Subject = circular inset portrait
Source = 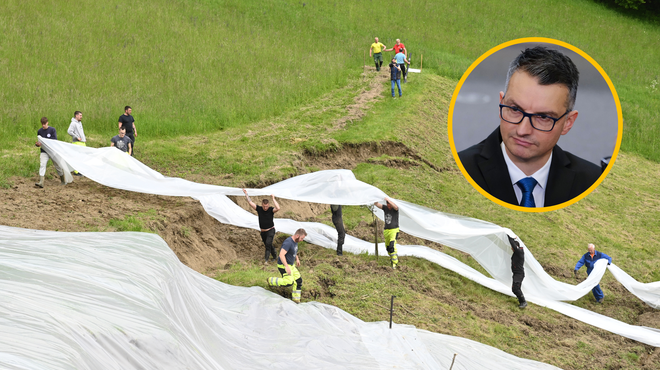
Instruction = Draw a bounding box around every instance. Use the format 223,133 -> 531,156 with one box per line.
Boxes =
449,38 -> 622,212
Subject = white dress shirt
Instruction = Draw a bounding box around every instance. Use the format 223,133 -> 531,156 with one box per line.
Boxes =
501,142 -> 552,207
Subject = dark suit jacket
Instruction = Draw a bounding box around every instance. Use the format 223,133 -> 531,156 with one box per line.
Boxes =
458,128 -> 602,207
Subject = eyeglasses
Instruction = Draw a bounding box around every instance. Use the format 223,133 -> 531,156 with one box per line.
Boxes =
499,104 -> 569,132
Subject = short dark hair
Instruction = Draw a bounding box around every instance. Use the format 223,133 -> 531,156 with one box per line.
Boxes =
124,106 -> 131,111
262,199 -> 269,205
119,126 -> 126,131
74,111 -> 82,117
504,46 -> 579,111
294,228 -> 307,237
40,117 -> 48,125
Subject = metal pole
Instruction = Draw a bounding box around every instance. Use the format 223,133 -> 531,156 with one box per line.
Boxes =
389,295 -> 396,329
373,210 -> 378,258
449,354 -> 457,370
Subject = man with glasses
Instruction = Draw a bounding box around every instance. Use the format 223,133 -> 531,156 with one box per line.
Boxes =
458,46 -> 601,207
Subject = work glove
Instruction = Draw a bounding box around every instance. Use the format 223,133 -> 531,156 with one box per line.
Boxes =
574,270 -> 579,279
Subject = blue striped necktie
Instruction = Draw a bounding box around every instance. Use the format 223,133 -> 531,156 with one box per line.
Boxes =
516,177 -> 538,207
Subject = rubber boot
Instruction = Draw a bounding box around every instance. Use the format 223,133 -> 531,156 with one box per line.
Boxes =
35,176 -> 44,188
292,290 -> 301,303
59,175 -> 66,186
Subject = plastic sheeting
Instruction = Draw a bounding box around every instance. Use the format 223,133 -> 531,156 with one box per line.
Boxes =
36,138 -> 660,347
0,226 -> 562,370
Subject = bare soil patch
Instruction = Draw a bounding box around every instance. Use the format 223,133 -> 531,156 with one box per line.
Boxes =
302,141 -> 441,172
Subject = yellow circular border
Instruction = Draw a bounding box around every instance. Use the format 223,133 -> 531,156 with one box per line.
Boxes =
448,37 -> 623,213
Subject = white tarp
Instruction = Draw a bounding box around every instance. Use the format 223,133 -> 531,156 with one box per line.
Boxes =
35,138 -> 660,346
0,226 -> 561,370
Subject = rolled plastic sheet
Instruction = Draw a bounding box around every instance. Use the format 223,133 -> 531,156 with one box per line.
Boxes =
0,226 -> 561,369
37,138 -> 660,347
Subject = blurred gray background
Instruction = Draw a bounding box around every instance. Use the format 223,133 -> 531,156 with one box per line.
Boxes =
452,42 -> 619,166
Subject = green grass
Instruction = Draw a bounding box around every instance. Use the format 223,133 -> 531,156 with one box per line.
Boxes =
1,0 -> 659,166
3,1 -> 660,368
108,209 -> 163,233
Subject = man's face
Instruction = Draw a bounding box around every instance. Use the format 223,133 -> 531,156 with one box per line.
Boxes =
499,71 -> 577,166
75,113 -> 83,121
119,129 -> 125,138
396,39 -> 401,45
125,108 -> 132,115
375,37 -> 379,43
261,202 -> 270,210
295,234 -> 306,243
41,122 -> 48,129
588,244 -> 595,255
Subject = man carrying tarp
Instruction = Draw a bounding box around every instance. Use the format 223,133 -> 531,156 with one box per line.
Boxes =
243,189 -> 281,263
331,205 -> 345,256
374,197 -> 399,269
67,111 -> 86,176
508,235 -> 526,309
369,37 -> 386,72
267,228 -> 307,303
574,243 -> 612,303
35,117 -> 66,188
118,106 -> 138,156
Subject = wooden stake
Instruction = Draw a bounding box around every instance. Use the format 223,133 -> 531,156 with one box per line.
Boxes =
372,207 -> 379,258
420,54 -> 423,71
449,354 -> 457,370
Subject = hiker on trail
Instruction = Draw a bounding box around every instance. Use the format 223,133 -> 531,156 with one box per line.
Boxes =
267,228 -> 307,304
370,37 -> 386,71
243,189 -> 281,262
389,58 -> 402,98
331,205 -> 345,256
35,117 -> 65,188
118,106 -> 137,156
67,111 -> 86,176
387,39 -> 409,82
110,127 -> 133,155
374,197 -> 399,269
574,243 -> 612,303
508,235 -> 526,309
395,48 -> 410,83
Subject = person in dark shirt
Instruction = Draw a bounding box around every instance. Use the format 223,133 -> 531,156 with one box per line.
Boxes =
508,235 -> 526,309
243,189 -> 281,262
118,106 -> 137,156
574,243 -> 612,303
267,228 -> 307,303
389,58 -> 402,98
35,117 -> 65,187
110,127 -> 133,155
374,197 -> 400,269
331,205 -> 345,256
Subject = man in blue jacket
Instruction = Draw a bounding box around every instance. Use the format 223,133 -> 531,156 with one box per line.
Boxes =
574,243 -> 612,303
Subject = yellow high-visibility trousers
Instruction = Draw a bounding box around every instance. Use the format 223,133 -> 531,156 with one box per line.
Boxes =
268,264 -> 302,303
384,228 -> 399,268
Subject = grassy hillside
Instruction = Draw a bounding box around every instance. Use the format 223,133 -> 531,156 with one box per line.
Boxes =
199,71 -> 660,369
2,0 -> 660,368
0,0 -> 659,168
